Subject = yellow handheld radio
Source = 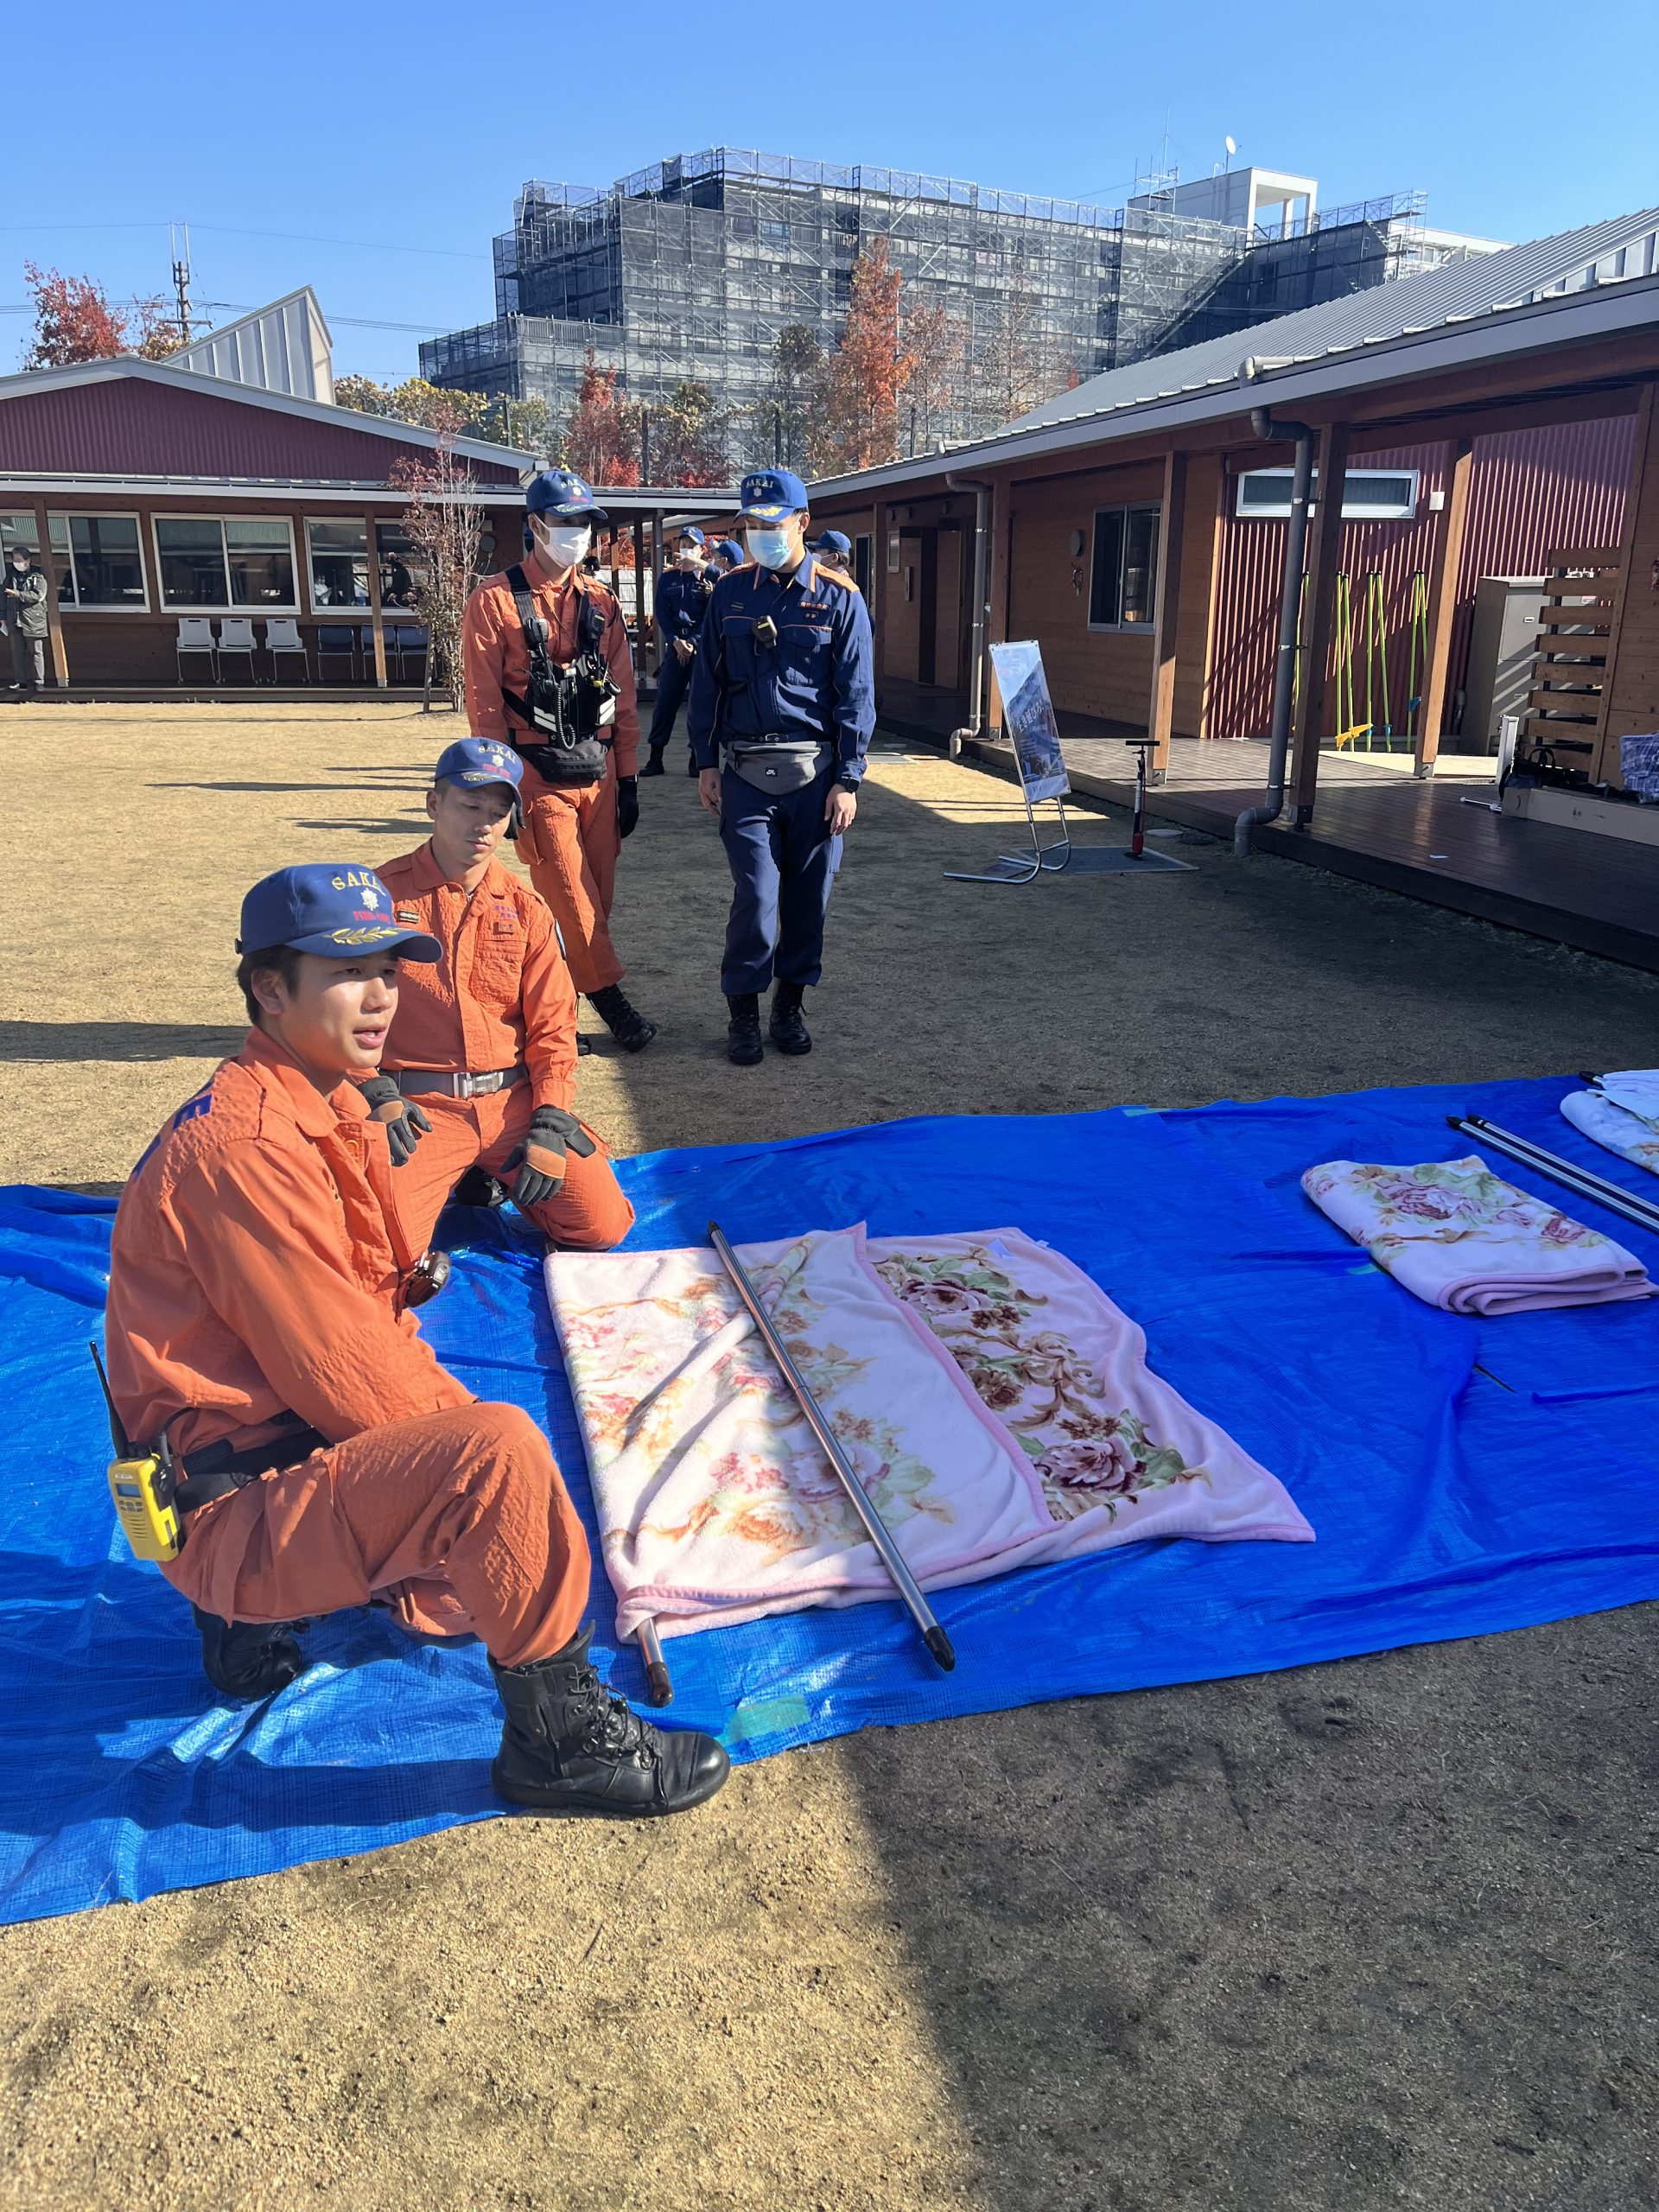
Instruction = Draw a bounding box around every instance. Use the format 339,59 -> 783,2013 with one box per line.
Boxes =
89,1341 -> 181,1564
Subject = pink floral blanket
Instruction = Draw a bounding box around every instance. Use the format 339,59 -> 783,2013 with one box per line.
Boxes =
544,1225 -> 1310,1643
1301,1155 -> 1654,1316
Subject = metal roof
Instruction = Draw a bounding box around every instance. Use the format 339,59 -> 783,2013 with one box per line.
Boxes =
1010,206 -> 1659,435
0,355 -> 539,474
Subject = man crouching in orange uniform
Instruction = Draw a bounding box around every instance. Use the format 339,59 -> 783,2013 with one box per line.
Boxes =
362,738 -> 633,1257
104,863 -> 727,1819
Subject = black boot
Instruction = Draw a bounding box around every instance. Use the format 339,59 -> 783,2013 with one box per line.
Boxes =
192,1603 -> 307,1700
639,747 -> 666,779
686,752 -> 701,775
726,992 -> 764,1066
490,1627 -> 729,1817
586,984 -> 656,1052
769,980 -> 812,1057
451,1164 -> 508,1210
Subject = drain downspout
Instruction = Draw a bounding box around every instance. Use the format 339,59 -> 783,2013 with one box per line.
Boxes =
946,473 -> 993,751
1233,403 -> 1316,856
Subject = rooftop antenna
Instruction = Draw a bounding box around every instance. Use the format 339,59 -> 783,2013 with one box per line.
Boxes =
169,221 -> 195,344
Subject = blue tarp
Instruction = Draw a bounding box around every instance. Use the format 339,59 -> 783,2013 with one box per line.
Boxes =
3,1074 -> 1656,1925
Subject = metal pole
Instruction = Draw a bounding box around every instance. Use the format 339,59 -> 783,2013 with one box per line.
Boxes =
707,1222 -> 956,1672
636,1616 -> 673,1707
1446,1116 -> 1659,1241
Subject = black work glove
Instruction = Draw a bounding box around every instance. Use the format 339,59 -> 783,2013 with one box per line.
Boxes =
359,1075 -> 431,1167
616,775 -> 640,840
504,1105 -> 598,1211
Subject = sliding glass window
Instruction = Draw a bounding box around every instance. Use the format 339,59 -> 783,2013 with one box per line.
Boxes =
154,517 -> 296,609
307,519 -> 369,610
48,514 -> 148,610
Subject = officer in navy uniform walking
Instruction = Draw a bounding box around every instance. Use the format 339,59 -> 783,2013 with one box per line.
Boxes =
639,525 -> 709,779
686,469 -> 874,1065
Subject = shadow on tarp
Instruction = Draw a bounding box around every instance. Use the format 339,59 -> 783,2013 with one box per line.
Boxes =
2,1073 -> 1658,1923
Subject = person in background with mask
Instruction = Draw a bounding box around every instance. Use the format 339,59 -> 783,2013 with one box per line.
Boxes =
461,470 -> 656,1054
705,538 -> 747,580
686,469 -> 874,1066
639,525 -> 708,779
3,542 -> 49,692
810,530 -> 854,580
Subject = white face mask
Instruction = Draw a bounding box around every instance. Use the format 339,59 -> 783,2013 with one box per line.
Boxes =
747,526 -> 795,570
534,521 -> 591,569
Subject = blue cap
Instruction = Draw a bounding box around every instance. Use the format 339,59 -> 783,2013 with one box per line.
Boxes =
738,468 -> 808,521
814,530 -> 852,556
674,525 -> 706,546
238,864 -> 442,963
524,468 -> 607,526
714,539 -> 746,567
434,737 -> 523,792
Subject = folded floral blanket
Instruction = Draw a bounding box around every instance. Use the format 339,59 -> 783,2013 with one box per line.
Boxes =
1301,1155 -> 1654,1316
1560,1071 -> 1659,1178
545,1225 -> 1310,1643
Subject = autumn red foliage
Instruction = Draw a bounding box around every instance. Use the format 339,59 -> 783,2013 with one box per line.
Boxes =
565,353 -> 641,486
821,240 -> 915,474
23,265 -> 130,367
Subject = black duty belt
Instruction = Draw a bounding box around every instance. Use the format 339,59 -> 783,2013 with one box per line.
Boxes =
175,1421 -> 331,1516
392,1065 -> 527,1100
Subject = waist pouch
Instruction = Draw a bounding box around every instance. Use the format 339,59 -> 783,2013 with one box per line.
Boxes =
725,739 -> 833,794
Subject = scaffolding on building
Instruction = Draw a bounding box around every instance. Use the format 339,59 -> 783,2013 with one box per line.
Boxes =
422,152 -> 1435,461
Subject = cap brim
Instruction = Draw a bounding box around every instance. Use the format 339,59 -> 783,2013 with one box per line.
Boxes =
739,503 -> 792,522
289,926 -> 444,963
547,504 -> 607,528
441,771 -> 521,791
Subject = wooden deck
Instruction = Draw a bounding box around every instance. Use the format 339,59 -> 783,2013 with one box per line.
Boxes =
934,731 -> 1659,975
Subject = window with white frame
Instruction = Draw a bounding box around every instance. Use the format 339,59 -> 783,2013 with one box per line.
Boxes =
307,518 -> 369,610
154,516 -> 296,609
48,513 -> 147,609
1235,467 -> 1421,520
373,519 -> 425,613
0,514 -> 39,561
1089,504 -> 1160,630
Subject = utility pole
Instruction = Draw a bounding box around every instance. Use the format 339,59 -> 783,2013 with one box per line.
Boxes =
169,222 -> 195,343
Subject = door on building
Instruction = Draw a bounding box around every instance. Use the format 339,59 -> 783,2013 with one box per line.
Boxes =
934,527 -> 964,691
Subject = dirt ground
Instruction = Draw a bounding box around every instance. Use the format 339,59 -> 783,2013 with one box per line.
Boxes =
2,700 -> 1656,2211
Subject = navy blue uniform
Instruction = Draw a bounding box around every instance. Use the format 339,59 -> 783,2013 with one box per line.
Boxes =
687,556 -> 875,996
646,566 -> 710,754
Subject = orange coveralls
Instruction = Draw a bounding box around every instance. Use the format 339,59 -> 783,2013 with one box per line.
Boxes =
105,1028 -> 590,1662
373,841 -> 635,1256
461,557 -> 639,996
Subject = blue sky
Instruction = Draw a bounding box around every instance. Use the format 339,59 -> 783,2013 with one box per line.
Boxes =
10,0 -> 1656,382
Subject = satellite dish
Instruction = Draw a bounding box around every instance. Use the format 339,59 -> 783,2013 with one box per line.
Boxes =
1224,136 -> 1237,156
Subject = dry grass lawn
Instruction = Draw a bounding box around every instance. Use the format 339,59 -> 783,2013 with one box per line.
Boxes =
1,700 -> 1656,2212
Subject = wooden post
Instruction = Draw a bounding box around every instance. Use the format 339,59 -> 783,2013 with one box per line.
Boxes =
1589,380 -> 1657,785
1146,448 -> 1187,777
871,500 -> 887,690
1289,420 -> 1351,822
365,515 -> 389,689
632,512 -> 646,681
1414,437 -> 1474,778
31,499 -> 68,688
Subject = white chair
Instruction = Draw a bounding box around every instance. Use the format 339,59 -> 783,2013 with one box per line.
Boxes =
264,618 -> 308,684
175,618 -> 218,684
216,618 -> 257,683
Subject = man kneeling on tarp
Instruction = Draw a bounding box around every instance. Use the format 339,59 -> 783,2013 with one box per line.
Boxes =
361,737 -> 633,1256
103,864 -> 728,1820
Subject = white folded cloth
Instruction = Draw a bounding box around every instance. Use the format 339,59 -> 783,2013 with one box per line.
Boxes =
1560,1070 -> 1659,1179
